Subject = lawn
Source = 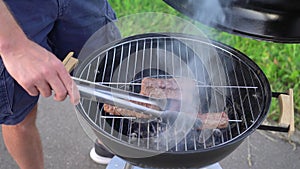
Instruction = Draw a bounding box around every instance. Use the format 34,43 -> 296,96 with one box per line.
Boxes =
108,0 -> 300,129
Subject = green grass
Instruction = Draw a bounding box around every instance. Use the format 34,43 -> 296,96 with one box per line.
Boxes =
109,0 -> 300,129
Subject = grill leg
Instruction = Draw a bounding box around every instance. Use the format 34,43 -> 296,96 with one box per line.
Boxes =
124,162 -> 134,169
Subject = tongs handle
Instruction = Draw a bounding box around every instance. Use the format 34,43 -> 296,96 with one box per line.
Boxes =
63,52 -> 79,73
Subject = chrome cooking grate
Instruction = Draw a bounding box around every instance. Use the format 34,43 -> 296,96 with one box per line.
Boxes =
75,34 -> 266,152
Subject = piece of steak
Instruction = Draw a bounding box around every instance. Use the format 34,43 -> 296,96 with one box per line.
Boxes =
197,112 -> 228,129
103,77 -> 229,129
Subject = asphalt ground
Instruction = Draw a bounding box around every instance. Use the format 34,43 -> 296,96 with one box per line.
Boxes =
1,97 -> 299,169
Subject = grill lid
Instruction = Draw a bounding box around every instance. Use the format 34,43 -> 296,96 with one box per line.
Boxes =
163,0 -> 300,43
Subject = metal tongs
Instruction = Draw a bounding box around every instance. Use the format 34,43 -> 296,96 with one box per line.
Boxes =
64,52 -> 197,124
72,77 -> 180,119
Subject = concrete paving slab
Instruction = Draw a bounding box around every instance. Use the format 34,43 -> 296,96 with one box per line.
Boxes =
0,97 -> 299,169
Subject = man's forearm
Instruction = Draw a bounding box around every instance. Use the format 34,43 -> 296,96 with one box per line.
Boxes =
0,0 -> 27,56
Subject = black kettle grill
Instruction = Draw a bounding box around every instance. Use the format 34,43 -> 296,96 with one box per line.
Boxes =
73,1 -> 296,169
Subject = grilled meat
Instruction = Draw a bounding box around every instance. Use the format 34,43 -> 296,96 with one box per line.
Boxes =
140,77 -> 196,99
103,104 -> 151,118
197,112 -> 228,129
103,77 -> 229,129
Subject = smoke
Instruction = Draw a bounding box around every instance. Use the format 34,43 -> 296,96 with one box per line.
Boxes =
75,12 -> 229,159
164,0 -> 229,27
191,0 -> 227,25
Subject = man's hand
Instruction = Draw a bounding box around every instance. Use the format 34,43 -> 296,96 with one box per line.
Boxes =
1,38 -> 80,105
0,0 -> 79,104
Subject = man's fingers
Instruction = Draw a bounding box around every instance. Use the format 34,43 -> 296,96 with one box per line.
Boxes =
26,86 -> 40,96
69,80 -> 80,105
57,66 -> 80,105
24,80 -> 51,97
63,79 -> 80,105
35,81 -> 52,97
48,76 -> 68,101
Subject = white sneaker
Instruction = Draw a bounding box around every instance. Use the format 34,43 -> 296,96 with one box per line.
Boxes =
89,147 -> 113,165
89,141 -> 114,165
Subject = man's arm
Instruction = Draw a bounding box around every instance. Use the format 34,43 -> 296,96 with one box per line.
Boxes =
0,1 -> 79,104
0,1 -> 25,52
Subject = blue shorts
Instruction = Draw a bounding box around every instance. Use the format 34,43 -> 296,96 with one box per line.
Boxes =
0,0 -> 117,125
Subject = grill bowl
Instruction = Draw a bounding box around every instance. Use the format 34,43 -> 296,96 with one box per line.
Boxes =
74,33 -> 271,168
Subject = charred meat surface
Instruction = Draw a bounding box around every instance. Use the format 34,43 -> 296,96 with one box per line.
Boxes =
103,77 -> 229,129
197,112 -> 228,129
140,77 -> 196,99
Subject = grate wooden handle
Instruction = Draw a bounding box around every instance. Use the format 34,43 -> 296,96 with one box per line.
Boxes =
278,89 -> 294,136
63,52 -> 78,73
